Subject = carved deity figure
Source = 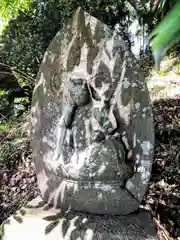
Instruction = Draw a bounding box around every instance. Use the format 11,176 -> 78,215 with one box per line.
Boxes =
54,75 -> 133,185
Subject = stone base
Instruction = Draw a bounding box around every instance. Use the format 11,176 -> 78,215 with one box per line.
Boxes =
2,196 -> 158,240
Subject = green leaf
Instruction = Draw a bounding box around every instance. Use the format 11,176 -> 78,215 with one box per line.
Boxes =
150,1 -> 180,68
0,0 -> 30,19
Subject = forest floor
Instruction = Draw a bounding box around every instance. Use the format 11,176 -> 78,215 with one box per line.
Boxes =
0,59 -> 180,240
144,74 -> 180,240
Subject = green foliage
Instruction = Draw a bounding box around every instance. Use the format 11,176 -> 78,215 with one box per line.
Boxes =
0,94 -> 10,111
127,0 -> 180,65
0,140 -> 22,170
150,1 -> 180,68
127,0 -> 179,31
0,122 -> 12,132
0,89 -> 6,95
0,0 -> 30,19
0,0 -> 130,79
0,93 -> 14,120
157,69 -> 169,76
175,62 -> 180,68
0,113 -> 21,132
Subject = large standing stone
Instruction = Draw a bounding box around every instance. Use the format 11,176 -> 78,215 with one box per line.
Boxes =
31,7 -> 154,215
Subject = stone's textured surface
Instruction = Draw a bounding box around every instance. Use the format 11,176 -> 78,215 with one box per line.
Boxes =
2,196 -> 158,240
31,7 -> 154,214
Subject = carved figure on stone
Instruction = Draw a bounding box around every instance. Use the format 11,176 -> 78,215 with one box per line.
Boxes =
31,7 -> 154,215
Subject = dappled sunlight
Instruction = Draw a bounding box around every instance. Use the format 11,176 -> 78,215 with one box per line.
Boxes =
148,69 -> 180,102
30,8 -> 154,219
0,0 -> 179,239
2,196 -> 157,239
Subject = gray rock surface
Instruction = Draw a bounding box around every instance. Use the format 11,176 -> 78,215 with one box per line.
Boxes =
2,196 -> 158,240
31,7 -> 154,215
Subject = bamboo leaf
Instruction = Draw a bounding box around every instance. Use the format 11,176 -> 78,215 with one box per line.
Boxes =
150,1 -> 180,68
